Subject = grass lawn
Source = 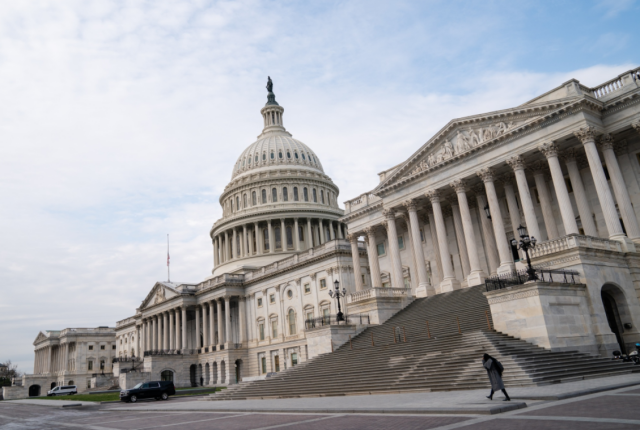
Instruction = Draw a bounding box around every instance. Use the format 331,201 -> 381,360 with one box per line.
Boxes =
32,387 -> 226,402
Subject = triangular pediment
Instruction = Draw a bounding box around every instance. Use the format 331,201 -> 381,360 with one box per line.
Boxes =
33,331 -> 49,345
373,99 -> 576,194
140,282 -> 179,309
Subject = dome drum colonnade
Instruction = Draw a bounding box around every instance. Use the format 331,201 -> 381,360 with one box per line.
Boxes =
343,124 -> 640,296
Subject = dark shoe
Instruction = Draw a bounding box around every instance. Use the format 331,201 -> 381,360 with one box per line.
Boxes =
503,398 -> 511,401
486,396 -> 493,400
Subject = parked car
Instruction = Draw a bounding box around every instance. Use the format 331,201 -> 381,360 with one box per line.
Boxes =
47,385 -> 77,396
119,381 -> 175,403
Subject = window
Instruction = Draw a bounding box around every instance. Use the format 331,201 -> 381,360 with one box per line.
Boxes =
303,187 -> 309,201
255,155 -> 259,163
299,226 -> 304,241
286,226 -> 293,247
263,153 -> 266,161
382,282 -> 390,288
362,274 -> 366,285
279,151 -> 283,159
259,323 -> 265,340
271,320 -> 278,338
274,355 -> 280,372
287,289 -> 293,298
88,345 -> 94,351
88,361 -> 93,371
243,194 -> 248,208
275,226 -> 282,249
263,229 -> 269,251
306,311 -> 314,322
100,360 -> 105,370
302,153 -> 306,160
288,309 -> 296,335
293,187 -> 299,201
272,188 -> 278,202
248,156 -> 251,165
321,190 -> 325,204
294,152 -> 299,159
112,345 -> 116,350
287,151 -> 291,159
100,345 -> 105,350
322,308 -> 330,318
236,197 -> 240,211
270,152 -> 274,160
313,189 -> 317,202
319,279 -> 327,289
377,243 -> 385,256
420,229 -> 425,242
291,353 -> 298,366
403,278 -> 411,289
283,187 -> 288,201
270,293 -> 275,303
304,283 -> 311,294
261,356 -> 267,373
398,235 -> 405,249
262,189 -> 267,204
257,297 -> 263,307
252,191 -> 257,206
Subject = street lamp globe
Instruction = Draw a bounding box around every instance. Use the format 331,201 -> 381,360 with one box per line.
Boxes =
517,224 -> 528,239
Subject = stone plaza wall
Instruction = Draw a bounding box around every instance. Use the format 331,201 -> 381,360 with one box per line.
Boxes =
2,386 -> 28,400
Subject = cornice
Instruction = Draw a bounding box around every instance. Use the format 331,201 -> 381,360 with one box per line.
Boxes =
221,174 -> 339,201
601,89 -> 640,118
339,200 -> 384,223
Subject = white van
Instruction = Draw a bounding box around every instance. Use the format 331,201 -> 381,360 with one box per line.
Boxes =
47,385 -> 77,396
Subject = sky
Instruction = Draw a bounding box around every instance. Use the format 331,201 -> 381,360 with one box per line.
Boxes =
1,0 -> 638,373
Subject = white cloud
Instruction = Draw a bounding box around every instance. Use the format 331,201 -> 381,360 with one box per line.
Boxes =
0,0 -> 635,373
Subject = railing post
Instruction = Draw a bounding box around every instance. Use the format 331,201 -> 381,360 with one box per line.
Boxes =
485,310 -> 492,330
456,316 -> 461,334
426,320 -> 431,339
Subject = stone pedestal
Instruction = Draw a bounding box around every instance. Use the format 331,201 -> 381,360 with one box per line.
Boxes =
119,371 -> 152,390
346,287 -> 413,325
484,282 -> 599,355
305,324 -> 367,360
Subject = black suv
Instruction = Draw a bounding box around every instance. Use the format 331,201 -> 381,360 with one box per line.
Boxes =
120,381 -> 176,403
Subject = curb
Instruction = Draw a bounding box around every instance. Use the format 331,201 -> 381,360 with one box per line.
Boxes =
511,380 -> 640,401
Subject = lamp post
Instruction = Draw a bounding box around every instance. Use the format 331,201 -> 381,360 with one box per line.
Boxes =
328,280 -> 347,322
512,224 -> 537,281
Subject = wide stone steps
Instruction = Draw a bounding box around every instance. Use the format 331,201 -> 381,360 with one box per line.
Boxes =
209,285 -> 637,400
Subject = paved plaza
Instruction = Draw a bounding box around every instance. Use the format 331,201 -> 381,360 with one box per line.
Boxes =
2,376 -> 640,429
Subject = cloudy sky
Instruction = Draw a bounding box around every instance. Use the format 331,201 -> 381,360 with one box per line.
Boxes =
1,0 -> 638,373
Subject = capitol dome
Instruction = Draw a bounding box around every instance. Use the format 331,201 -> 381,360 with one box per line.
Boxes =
209,78 -> 345,277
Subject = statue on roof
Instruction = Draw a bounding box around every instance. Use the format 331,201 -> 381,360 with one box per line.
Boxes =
265,76 -> 279,106
266,76 -> 273,93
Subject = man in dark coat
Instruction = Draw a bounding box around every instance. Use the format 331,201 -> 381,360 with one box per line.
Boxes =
482,353 -> 510,401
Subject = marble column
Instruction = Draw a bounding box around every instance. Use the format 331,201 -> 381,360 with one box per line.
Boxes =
169,311 -> 174,350
507,155 -> 543,241
232,228 -> 237,259
540,142 -> 579,235
209,302 -> 215,347
280,218 -> 286,250
337,223 -> 344,239
242,225 -> 248,257
202,304 -> 209,349
294,218 -> 300,251
213,237 -> 219,266
600,134 -> 640,243
450,203 -> 471,278
318,219 -> 325,244
65,343 -> 69,371
248,227 -> 254,255
307,218 -> 313,249
427,212 -> 443,284
364,227 -> 382,288
174,312 -> 180,351
329,221 -> 336,240
348,233 -> 364,291
224,297 -> 231,346
239,297 -> 246,344
268,220 -> 274,253
501,173 -> 522,235
383,209 -> 406,289
562,150 -> 597,236
181,307 -> 187,350
224,231 -> 230,261
163,312 -> 169,350
255,222 -> 263,255
217,299 -> 224,346
426,190 -> 460,291
404,200 -> 433,296
195,305 -> 201,349
477,167 -> 515,274
532,163 -> 559,240
574,126 -> 629,246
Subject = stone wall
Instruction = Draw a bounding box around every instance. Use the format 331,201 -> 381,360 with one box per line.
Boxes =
305,324 -> 367,359
2,386 -> 28,400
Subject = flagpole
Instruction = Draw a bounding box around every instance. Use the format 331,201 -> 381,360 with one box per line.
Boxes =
167,234 -> 170,282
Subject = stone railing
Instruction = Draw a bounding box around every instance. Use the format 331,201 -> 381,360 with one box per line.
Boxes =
587,68 -> 640,99
116,317 -> 137,328
344,192 -> 381,214
199,273 -> 245,290
529,234 -> 623,259
347,287 -> 410,304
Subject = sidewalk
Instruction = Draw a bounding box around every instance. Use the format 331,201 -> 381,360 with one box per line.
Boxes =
105,373 -> 640,415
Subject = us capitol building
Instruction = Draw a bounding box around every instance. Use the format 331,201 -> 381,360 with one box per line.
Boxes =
21,69 -> 640,393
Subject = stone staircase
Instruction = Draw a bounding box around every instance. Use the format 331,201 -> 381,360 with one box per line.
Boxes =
209,285 -> 637,400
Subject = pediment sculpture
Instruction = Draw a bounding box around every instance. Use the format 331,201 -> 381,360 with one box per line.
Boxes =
154,287 -> 166,304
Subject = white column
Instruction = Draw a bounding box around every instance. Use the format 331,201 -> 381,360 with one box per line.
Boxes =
507,155 -> 543,242
574,127 -> 629,245
209,302 -> 215,347
478,167 -> 515,274
307,218 -> 313,249
181,307 -> 187,350
600,134 -> 640,242
329,221 -> 336,240
280,218 -> 286,250
563,151 -> 598,236
337,223 -> 344,239
239,297 -> 246,344
501,174 -> 522,234
364,227 -> 382,289
427,212 -> 443,284
217,299 -> 224,346
404,200 -> 433,296
318,219 -> 325,244
450,203 -> 470,278
255,222 -> 263,255
224,297 -> 231,346
348,233 -> 364,291
268,220 -> 274,253
426,190 -> 460,291
532,165 -> 559,240
195,305 -> 201,349
383,209 -> 406,289
248,227 -> 254,255
202,304 -> 209,349
232,228 -> 237,259
242,225 -> 248,257
224,231 -> 230,261
294,218 -> 300,251
169,311 -> 174,350
540,142 -> 579,235
150,316 -> 156,350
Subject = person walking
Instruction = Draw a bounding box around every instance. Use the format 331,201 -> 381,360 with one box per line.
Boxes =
482,353 -> 510,401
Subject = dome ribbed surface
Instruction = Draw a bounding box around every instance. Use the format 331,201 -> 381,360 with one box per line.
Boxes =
232,133 -> 324,179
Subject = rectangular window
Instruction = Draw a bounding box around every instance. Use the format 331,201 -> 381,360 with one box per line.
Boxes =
362,274 -> 366,285
112,345 -> 116,350
306,311 -> 313,321
299,226 -> 304,241
304,283 -> 311,294
377,243 -> 385,256
261,356 -> 267,374
88,345 -> 94,350
270,294 -> 275,303
274,355 -> 280,372
259,323 -> 265,341
264,229 -> 269,251
271,320 -> 278,338
88,361 -> 93,371
291,353 -> 298,366
319,279 -> 327,289
322,308 -> 330,318
382,282 -> 390,288
272,188 -> 278,202
257,297 -> 263,307
100,345 -> 105,350
398,235 -> 405,249
293,187 -> 299,201
275,226 -> 282,249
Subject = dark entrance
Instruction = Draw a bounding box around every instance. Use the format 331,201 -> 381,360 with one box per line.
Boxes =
189,364 -> 197,387
602,288 -> 626,354
235,359 -> 242,383
50,382 -> 56,389
161,370 -> 173,382
28,385 -> 40,397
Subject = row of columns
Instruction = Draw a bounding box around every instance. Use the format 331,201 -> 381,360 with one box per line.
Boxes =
34,344 -> 72,374
214,218 -> 346,266
347,126 -> 640,293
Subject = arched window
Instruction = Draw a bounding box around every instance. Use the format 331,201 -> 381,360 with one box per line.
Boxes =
286,226 -> 293,248
294,152 -> 299,159
303,187 -> 309,202
262,189 -> 267,204
298,226 -> 304,241
252,191 -> 257,206
248,156 -> 251,165
255,155 -> 258,163
161,370 -> 173,382
270,152 -> 274,160
243,194 -> 247,208
293,187 -> 299,201
313,189 -> 317,203
274,226 -> 282,249
283,187 -> 288,202
272,188 -> 278,202
286,151 -> 291,159
288,309 -> 296,335
263,153 -> 266,161
320,190 -> 325,204
236,196 -> 240,211
279,151 -> 283,159
302,152 -> 306,160
263,229 -> 269,251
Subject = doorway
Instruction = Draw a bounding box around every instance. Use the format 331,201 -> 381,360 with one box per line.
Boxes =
235,359 -> 242,383
602,284 -> 627,354
28,385 -> 40,397
189,364 -> 197,387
